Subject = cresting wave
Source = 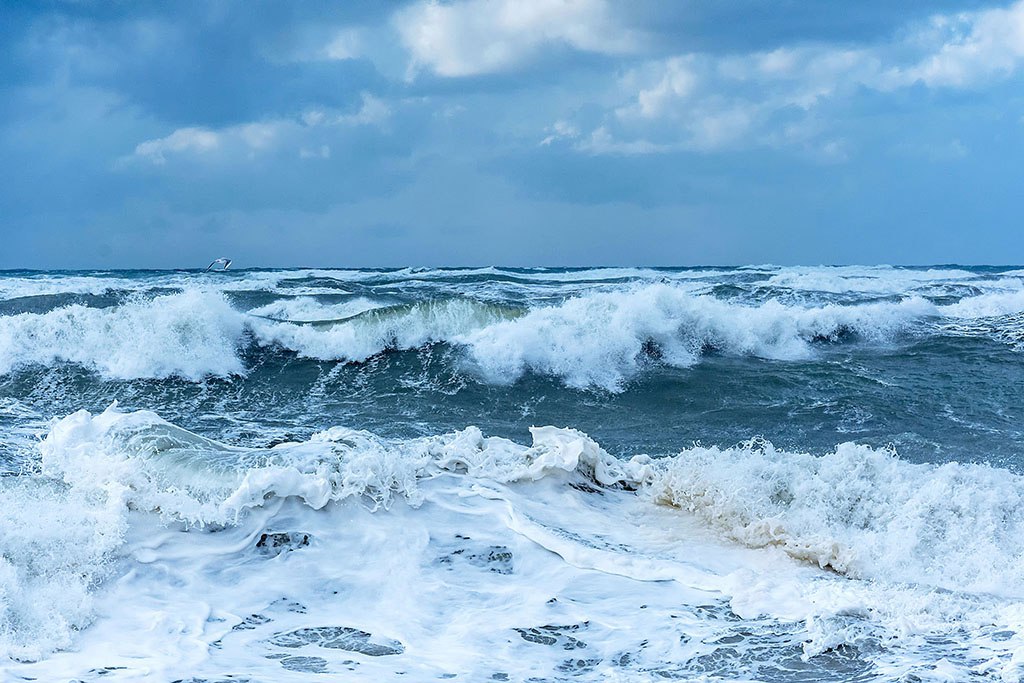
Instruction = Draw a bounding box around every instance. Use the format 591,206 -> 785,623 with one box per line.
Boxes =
2,285 -> 1024,388
0,290 -> 245,380
6,405 -> 1024,667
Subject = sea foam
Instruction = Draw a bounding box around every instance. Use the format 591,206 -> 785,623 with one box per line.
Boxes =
0,290 -> 245,380
5,405 -> 1024,680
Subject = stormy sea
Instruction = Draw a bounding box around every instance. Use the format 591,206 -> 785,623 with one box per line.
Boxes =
2,265 -> 1024,682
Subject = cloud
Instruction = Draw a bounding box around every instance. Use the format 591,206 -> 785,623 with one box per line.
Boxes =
341,92 -> 391,126
900,1 -> 1024,87
394,0 -> 640,78
322,28 -> 363,61
129,93 -> 391,165
132,127 -> 223,164
554,0 -> 1024,156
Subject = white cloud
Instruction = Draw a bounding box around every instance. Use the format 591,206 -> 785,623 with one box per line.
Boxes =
301,93 -> 392,129
343,93 -> 391,126
129,93 -> 391,165
131,121 -> 285,165
261,25 -> 365,64
900,1 -> 1024,87
540,119 -> 579,146
132,127 -> 221,164
299,145 -> 331,159
560,1 -> 1024,156
629,57 -> 699,119
394,0 -> 640,78
322,28 -> 362,61
578,126 -> 670,155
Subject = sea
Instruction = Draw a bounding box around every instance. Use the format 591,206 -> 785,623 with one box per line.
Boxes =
1,265 -> 1023,682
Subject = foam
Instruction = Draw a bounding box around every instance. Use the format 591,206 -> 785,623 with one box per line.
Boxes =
763,266 -> 982,294
462,284 -> 934,389
34,405 -> 1024,592
937,289 -> 1024,318
0,477 -> 127,661
6,407 -> 1024,680
648,438 -> 1024,595
0,289 -> 246,380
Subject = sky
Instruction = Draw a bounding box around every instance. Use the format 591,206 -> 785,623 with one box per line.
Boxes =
1,0 -> 1023,268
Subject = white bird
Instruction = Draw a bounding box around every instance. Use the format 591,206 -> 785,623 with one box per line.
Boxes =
206,258 -> 232,271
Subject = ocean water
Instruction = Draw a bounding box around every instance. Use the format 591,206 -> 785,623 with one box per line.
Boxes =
1,265 -> 1024,682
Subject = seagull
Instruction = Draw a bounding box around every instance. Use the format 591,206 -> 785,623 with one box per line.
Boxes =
206,258 -> 232,271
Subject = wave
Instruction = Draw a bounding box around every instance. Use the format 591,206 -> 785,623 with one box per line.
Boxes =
651,438 -> 1024,595
247,296 -> 390,323
761,266 -> 985,294
37,404 -> 638,525
248,298 -> 525,362
2,284 -> 1024,386
0,289 -> 245,380
459,285 -> 938,389
8,405 -> 1024,669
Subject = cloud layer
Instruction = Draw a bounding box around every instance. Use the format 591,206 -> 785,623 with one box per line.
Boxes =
1,0 -> 1022,267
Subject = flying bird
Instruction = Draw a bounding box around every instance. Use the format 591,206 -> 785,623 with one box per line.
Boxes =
206,258 -> 232,271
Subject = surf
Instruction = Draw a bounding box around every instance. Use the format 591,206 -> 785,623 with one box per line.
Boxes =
4,404 -> 1024,681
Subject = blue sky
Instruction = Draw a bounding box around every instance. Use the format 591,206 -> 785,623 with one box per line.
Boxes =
1,0 -> 1022,268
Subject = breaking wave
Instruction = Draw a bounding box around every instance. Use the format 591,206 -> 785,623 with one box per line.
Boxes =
0,289 -> 244,380
1,284 -> 1024,388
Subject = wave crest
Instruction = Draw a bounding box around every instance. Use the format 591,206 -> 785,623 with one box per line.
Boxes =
248,298 -> 524,363
0,290 -> 244,380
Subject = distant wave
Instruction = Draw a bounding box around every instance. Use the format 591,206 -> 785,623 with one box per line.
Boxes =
2,285 -> 1024,387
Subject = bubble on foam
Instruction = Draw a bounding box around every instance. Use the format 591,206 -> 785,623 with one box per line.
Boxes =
0,477 -> 128,661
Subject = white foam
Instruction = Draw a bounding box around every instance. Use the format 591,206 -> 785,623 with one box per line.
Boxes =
0,290 -> 246,380
648,438 -> 1024,595
462,284 -> 933,389
6,406 -> 1024,680
938,289 -> 1024,318
763,266 -> 982,294
0,274 -> 141,299
0,477 -> 127,662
